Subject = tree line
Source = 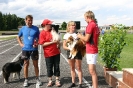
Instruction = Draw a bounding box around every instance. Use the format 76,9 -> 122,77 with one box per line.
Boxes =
0,11 -> 76,31
0,12 -> 25,31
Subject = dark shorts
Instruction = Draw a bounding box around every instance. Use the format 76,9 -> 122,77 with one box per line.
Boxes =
22,50 -> 39,60
67,50 -> 82,60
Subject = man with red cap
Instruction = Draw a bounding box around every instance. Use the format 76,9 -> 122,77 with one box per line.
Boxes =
39,19 -> 61,87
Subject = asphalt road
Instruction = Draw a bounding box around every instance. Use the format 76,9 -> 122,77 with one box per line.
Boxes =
0,38 -> 112,88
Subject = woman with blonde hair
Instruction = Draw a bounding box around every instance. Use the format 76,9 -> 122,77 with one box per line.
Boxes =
77,10 -> 99,88
63,21 -> 83,88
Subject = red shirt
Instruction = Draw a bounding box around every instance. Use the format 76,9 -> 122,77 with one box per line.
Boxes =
86,20 -> 100,54
39,30 -> 60,58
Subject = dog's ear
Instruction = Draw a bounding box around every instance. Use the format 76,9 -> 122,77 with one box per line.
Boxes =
69,36 -> 74,41
69,36 -> 73,38
68,36 -> 72,40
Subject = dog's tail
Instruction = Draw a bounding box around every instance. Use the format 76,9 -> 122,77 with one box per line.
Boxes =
81,46 -> 86,57
2,66 -> 9,83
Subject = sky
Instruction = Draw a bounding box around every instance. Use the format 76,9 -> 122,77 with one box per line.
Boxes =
0,0 -> 133,26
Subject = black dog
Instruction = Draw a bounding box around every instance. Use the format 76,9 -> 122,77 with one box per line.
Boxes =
2,56 -> 24,83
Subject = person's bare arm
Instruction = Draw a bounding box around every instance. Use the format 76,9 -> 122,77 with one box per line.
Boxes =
77,33 -> 91,42
63,40 -> 70,50
42,41 -> 58,47
17,36 -> 24,47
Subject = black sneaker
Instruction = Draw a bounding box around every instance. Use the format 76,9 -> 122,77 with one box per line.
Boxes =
68,83 -> 76,88
78,84 -> 82,88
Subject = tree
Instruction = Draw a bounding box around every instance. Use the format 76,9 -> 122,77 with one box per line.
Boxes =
0,12 -> 25,30
0,12 -> 2,30
2,14 -> 7,30
61,21 -> 67,30
18,17 -> 25,26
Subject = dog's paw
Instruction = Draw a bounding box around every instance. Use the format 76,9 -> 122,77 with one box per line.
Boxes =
13,73 -> 16,78
68,56 -> 75,59
69,55 -> 73,59
68,48 -> 73,51
4,79 -> 7,84
68,55 -> 72,59
71,55 -> 75,59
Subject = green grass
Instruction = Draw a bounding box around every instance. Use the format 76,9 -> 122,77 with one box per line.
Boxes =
119,34 -> 133,69
0,36 -> 16,41
98,34 -> 133,70
0,31 -> 18,35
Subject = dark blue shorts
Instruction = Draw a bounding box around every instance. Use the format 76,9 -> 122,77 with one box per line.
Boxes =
22,50 -> 38,60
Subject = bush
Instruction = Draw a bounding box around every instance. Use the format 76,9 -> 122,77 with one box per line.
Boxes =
99,24 -> 127,70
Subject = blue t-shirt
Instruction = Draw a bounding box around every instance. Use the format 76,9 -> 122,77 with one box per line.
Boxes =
18,25 -> 40,51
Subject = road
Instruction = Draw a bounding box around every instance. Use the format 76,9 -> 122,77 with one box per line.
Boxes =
0,37 -> 111,88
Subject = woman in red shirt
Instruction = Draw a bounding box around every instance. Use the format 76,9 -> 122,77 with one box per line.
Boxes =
77,10 -> 100,88
39,19 -> 61,87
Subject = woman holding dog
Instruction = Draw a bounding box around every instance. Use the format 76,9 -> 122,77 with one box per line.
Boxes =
63,21 -> 83,88
77,10 -> 100,88
39,19 -> 61,87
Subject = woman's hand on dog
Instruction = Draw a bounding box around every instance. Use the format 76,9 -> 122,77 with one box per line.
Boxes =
51,40 -> 60,44
68,47 -> 72,51
77,33 -> 82,39
66,39 -> 70,43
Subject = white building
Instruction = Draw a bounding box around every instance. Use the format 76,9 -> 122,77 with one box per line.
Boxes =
99,25 -> 111,30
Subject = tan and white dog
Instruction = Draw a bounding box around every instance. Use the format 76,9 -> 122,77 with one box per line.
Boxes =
67,36 -> 86,59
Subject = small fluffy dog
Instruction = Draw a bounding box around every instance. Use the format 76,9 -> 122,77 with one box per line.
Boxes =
67,36 -> 86,59
51,28 -> 60,48
2,56 -> 24,83
51,28 -> 60,41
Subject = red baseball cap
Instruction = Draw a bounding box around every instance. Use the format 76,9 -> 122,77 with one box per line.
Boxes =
41,19 -> 53,26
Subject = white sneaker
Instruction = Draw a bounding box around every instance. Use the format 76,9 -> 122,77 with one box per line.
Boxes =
23,79 -> 28,87
36,79 -> 42,86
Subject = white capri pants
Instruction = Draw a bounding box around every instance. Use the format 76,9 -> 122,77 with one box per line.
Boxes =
86,53 -> 98,64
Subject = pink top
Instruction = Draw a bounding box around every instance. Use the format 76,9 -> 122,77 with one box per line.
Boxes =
86,20 -> 100,54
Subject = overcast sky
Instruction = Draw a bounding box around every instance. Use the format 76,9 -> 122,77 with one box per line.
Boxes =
0,0 -> 133,26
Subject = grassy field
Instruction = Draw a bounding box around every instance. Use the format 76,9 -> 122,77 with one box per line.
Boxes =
98,33 -> 133,70
0,31 -> 18,35
119,34 -> 133,69
0,36 -> 17,41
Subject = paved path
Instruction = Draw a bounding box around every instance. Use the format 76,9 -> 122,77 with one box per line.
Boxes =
0,38 -> 112,88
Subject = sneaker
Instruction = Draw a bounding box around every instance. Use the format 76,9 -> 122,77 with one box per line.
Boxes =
68,83 -> 76,88
78,84 -> 82,88
36,79 -> 42,86
23,79 -> 28,87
